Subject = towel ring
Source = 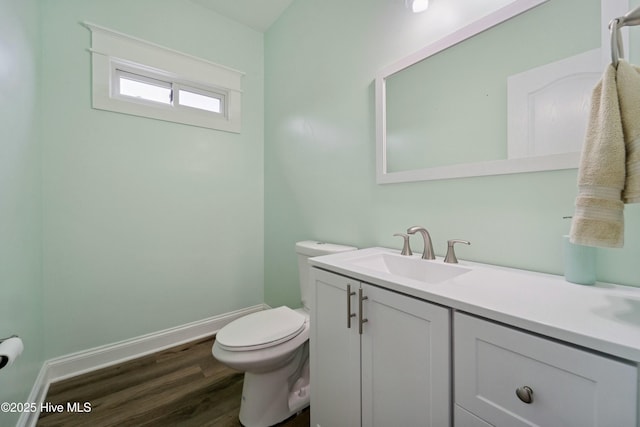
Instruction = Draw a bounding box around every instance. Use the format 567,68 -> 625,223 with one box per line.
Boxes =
609,5 -> 640,68
609,18 -> 624,68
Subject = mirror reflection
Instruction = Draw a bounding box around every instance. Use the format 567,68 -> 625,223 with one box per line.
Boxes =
377,0 -> 612,183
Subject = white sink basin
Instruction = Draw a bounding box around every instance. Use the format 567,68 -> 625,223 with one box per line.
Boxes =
349,252 -> 470,284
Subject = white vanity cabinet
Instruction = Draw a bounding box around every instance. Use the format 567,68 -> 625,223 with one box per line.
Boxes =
454,312 -> 638,427
310,268 -> 451,427
309,247 -> 640,427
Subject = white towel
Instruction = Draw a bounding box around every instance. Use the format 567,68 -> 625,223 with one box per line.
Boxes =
570,60 -> 640,248
618,61 -> 640,203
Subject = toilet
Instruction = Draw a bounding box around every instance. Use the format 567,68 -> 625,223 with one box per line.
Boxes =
212,240 -> 356,427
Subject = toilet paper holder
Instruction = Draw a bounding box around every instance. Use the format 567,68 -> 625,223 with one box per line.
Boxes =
0,334 -> 19,343
0,334 -> 23,370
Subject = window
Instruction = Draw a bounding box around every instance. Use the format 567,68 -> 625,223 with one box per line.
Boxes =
85,22 -> 243,133
112,67 -> 227,115
177,89 -> 223,113
115,70 -> 172,105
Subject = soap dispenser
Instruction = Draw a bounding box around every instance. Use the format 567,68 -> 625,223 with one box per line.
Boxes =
562,233 -> 596,285
562,215 -> 597,285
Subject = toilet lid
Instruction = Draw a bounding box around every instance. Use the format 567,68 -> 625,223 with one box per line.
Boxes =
216,306 -> 306,350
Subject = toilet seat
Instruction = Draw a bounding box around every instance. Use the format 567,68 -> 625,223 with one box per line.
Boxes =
216,306 -> 306,351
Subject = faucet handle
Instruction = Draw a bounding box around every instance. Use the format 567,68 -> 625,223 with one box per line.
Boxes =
444,239 -> 470,264
393,233 -> 413,256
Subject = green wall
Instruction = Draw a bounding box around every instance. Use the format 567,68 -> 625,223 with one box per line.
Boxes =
0,0 -> 266,417
40,0 -> 265,358
2,0 -> 640,421
0,0 -> 43,425
264,0 -> 640,308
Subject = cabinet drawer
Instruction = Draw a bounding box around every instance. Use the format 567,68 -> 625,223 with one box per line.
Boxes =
455,405 -> 492,427
454,312 -> 637,427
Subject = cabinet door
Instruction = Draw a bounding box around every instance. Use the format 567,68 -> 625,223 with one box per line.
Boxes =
454,312 -> 638,427
360,283 -> 451,427
310,268 -> 361,427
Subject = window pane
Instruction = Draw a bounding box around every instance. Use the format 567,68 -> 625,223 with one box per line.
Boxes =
119,77 -> 172,104
178,89 -> 221,113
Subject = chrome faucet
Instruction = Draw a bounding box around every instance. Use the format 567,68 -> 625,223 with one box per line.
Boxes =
406,226 -> 435,260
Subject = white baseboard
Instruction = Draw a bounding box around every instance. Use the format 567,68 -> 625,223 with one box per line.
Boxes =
17,304 -> 267,427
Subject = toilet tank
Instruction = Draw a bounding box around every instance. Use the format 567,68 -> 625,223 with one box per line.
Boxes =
296,241 -> 357,311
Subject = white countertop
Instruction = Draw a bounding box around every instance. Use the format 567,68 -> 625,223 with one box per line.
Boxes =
309,247 -> 640,363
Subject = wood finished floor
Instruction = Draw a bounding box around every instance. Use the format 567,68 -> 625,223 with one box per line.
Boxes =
37,336 -> 310,427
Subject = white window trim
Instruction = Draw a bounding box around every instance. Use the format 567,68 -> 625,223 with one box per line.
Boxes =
84,22 -> 243,133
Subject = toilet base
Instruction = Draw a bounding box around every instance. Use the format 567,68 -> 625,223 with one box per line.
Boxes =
238,343 -> 310,427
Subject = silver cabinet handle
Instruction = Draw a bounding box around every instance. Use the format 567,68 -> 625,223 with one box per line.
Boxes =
346,284 -> 356,328
358,288 -> 368,334
515,386 -> 534,404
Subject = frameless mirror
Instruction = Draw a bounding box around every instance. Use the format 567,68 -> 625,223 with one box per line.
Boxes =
376,0 -> 629,183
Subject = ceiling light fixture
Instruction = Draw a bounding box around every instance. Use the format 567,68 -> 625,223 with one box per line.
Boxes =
406,0 -> 429,13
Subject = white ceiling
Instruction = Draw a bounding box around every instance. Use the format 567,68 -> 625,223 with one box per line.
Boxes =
190,0 -> 295,32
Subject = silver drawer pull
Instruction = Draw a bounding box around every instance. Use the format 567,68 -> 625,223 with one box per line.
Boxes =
515,386 -> 534,404
346,284 -> 356,328
358,288 -> 368,335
